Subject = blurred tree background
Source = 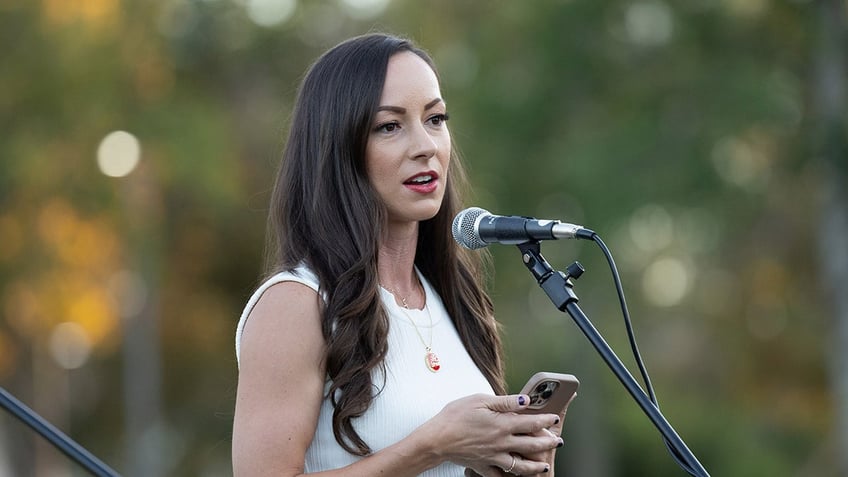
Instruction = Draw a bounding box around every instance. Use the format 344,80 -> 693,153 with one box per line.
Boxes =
0,0 -> 845,476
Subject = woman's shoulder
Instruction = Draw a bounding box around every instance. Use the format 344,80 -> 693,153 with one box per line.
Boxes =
264,265 -> 321,291
235,264 -> 323,365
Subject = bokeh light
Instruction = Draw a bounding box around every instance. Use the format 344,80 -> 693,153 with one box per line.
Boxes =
97,130 -> 141,178
49,322 -> 93,370
629,204 -> 674,253
244,0 -> 297,27
108,269 -> 149,319
338,0 -> 391,20
624,1 -> 674,47
711,135 -> 771,191
722,0 -> 769,18
642,256 -> 692,307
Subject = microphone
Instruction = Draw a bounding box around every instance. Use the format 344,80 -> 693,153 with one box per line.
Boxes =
452,207 -> 594,250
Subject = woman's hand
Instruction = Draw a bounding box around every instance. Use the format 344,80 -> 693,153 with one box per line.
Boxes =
419,393 -> 563,476
511,392 -> 576,477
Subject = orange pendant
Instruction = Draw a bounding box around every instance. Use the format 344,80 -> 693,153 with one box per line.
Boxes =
425,349 -> 441,372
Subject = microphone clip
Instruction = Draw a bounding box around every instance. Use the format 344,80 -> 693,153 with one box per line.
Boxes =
516,241 -> 580,311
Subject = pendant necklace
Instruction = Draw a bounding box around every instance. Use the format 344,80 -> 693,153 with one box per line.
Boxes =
382,282 -> 441,372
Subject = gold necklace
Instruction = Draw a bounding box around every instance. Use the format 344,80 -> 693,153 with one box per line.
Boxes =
381,282 -> 441,373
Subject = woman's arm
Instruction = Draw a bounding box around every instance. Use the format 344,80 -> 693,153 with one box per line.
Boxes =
232,281 -> 328,476
232,281 -> 562,476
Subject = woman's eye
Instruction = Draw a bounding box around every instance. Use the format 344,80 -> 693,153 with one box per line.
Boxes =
429,113 -> 450,126
376,122 -> 399,133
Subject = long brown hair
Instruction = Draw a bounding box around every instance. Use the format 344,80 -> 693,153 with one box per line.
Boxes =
265,33 -> 505,455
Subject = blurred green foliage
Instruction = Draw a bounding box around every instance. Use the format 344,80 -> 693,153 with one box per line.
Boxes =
0,0 -> 844,476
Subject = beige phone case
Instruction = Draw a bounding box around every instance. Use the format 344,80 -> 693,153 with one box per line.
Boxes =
519,372 -> 579,414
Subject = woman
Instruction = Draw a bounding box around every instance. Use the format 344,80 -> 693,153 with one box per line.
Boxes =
232,33 -> 570,476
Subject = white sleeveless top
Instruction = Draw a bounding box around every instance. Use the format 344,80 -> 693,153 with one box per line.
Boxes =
235,266 -> 495,476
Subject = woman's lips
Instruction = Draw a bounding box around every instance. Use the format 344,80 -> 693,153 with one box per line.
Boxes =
403,172 -> 438,194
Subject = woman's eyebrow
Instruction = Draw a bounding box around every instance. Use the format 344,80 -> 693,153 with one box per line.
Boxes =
424,98 -> 443,110
376,105 -> 406,114
375,98 -> 444,114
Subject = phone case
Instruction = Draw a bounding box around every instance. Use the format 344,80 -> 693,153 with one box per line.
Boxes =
519,372 -> 579,414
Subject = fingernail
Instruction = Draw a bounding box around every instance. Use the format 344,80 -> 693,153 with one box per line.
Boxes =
518,395 -> 527,406
557,438 -> 564,448
543,466 -> 550,473
554,417 -> 560,425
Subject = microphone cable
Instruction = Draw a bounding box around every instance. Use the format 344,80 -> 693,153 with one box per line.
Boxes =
589,233 -> 703,477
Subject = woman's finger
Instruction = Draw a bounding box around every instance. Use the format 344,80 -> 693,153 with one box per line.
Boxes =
508,454 -> 551,476
484,394 -> 532,413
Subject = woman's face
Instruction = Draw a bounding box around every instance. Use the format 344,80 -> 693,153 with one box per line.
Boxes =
365,51 -> 451,226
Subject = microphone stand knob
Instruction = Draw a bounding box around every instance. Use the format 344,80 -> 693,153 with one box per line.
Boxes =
565,261 -> 585,281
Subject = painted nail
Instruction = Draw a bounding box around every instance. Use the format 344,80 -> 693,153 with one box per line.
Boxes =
554,417 -> 560,425
557,438 -> 564,448
543,466 -> 550,473
518,395 -> 527,406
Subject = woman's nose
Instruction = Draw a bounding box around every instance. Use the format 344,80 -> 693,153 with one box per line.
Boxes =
408,123 -> 438,160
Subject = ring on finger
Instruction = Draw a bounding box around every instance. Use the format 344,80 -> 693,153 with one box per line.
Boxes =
503,455 -> 517,474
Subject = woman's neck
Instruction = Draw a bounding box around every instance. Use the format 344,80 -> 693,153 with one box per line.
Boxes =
378,221 -> 420,301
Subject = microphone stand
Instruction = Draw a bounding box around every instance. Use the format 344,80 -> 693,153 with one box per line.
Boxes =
0,386 -> 122,477
516,241 -> 710,477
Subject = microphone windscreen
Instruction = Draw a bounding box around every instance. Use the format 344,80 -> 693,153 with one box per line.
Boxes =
452,207 -> 490,250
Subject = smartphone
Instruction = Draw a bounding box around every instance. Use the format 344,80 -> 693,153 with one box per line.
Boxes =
519,372 -> 579,414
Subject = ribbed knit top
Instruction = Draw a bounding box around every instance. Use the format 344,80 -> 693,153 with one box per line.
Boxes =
235,266 -> 495,476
